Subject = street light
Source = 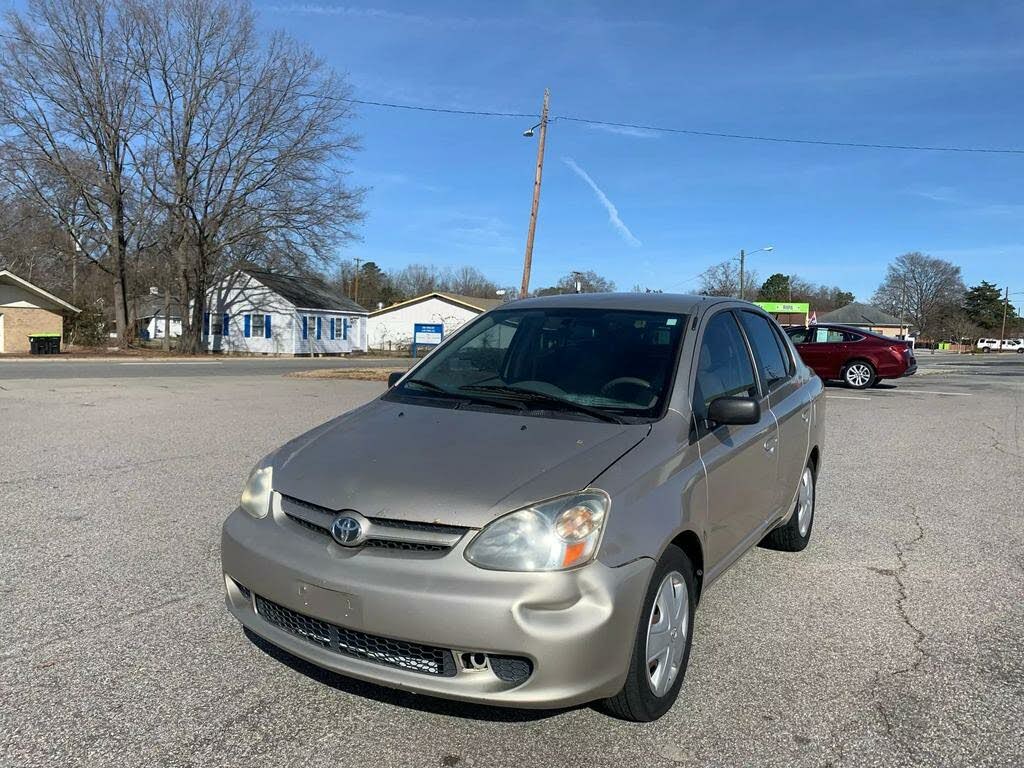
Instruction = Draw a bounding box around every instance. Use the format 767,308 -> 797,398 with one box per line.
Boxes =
738,245 -> 774,301
519,88 -> 550,298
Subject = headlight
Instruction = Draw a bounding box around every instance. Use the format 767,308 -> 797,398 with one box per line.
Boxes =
465,490 -> 610,571
240,464 -> 273,519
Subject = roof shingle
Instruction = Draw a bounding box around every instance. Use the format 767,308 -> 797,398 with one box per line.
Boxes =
243,268 -> 367,313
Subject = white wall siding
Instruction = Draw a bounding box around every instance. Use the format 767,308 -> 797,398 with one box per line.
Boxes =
143,316 -> 183,339
292,312 -> 368,355
367,298 -> 479,351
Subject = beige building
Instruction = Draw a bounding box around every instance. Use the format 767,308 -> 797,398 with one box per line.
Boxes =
0,269 -> 80,354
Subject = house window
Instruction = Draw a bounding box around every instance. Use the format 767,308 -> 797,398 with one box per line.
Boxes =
251,314 -> 265,337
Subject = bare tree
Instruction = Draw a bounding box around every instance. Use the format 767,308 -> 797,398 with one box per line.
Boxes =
698,259 -> 757,298
392,263 -> 444,298
0,0 -> 153,346
534,270 -> 615,296
131,0 -> 363,352
872,252 -> 965,338
447,265 -> 498,298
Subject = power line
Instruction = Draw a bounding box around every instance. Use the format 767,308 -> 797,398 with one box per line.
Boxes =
554,115 -> 1024,155
2,28 -> 1024,155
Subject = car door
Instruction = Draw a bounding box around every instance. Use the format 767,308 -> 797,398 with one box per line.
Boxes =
787,326 -> 828,379
692,310 -> 779,574
738,311 -> 810,519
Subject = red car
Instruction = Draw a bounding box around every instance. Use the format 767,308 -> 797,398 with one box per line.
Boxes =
785,323 -> 917,389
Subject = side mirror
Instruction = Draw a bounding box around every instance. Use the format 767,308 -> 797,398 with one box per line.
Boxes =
387,371 -> 404,388
707,396 -> 760,426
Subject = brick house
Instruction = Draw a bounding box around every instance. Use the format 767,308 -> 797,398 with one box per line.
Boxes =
0,269 -> 81,354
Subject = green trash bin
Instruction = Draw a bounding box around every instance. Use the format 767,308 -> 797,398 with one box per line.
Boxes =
29,333 -> 61,354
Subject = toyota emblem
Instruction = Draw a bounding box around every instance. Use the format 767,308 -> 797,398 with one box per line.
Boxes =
331,515 -> 365,546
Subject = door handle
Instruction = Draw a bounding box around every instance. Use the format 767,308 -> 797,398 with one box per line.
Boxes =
763,436 -> 778,454
801,410 -> 810,423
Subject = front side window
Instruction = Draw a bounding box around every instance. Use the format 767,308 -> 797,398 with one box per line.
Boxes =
787,327 -> 811,344
387,308 -> 687,422
692,312 -> 758,426
739,311 -> 791,391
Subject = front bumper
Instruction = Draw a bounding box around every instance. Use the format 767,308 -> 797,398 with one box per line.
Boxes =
221,505 -> 654,708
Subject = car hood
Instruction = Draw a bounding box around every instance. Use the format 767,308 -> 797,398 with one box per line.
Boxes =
271,399 -> 650,529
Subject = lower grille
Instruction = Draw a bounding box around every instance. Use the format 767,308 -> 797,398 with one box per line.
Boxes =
255,595 -> 457,677
489,655 -> 533,685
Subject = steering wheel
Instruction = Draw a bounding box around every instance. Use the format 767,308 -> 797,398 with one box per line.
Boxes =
600,377 -> 654,396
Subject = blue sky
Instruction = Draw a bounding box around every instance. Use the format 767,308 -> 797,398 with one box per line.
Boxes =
259,1 -> 1022,299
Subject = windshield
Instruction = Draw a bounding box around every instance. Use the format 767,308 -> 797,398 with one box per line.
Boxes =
387,307 -> 687,421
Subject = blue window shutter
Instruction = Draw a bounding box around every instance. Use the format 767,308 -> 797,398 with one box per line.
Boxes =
343,318 -> 349,340
302,316 -> 308,340
330,318 -> 335,339
243,315 -> 251,338
203,312 -> 210,336
316,317 -> 322,340
264,315 -> 272,338
222,313 -> 229,335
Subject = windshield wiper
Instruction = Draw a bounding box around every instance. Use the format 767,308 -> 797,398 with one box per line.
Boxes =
401,378 -> 522,411
459,384 -> 623,424
402,378 -> 450,394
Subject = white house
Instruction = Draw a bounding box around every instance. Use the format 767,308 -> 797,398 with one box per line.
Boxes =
132,289 -> 183,340
204,268 -> 368,355
367,291 -> 505,351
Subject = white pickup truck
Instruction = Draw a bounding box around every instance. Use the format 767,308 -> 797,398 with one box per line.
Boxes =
977,338 -> 1024,352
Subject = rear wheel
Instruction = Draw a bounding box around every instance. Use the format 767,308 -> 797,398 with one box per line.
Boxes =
603,545 -> 696,722
843,360 -> 875,389
761,462 -> 816,552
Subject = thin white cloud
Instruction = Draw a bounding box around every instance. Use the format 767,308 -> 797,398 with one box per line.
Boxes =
587,123 -> 660,140
562,157 -> 641,248
260,4 -> 476,27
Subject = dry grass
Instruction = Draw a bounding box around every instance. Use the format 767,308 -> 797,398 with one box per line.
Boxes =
285,367 -> 404,381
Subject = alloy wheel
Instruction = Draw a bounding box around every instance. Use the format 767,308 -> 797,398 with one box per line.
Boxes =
796,466 -> 814,537
645,571 -> 689,697
845,363 -> 873,388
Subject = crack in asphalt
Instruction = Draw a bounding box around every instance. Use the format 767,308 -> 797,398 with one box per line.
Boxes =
868,504 -> 928,754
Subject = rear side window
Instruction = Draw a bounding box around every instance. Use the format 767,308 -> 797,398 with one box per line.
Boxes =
693,312 -> 758,426
739,311 -> 791,391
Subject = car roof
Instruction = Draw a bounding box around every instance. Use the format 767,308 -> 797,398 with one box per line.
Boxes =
504,292 -> 731,315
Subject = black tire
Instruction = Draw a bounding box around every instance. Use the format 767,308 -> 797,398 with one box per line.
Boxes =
761,460 -> 816,552
982,346 -> 991,353
602,545 -> 696,722
842,359 -> 876,389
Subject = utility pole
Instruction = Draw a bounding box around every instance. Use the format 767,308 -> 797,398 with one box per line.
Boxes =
352,256 -> 362,303
1000,285 -> 1009,349
738,249 -> 745,300
520,88 -> 550,299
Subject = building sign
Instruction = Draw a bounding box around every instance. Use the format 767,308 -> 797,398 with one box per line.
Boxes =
754,301 -> 810,327
413,323 -> 443,345
755,301 -> 810,314
412,322 -> 443,358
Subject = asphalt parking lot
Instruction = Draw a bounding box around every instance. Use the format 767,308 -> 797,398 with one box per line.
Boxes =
1,353 -> 1022,767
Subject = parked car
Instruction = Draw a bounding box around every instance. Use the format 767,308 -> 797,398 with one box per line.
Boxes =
222,294 -> 825,722
977,338 -> 1024,352
785,323 -> 916,389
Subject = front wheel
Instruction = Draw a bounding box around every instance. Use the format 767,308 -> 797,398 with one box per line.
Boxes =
602,545 -> 696,722
843,360 -> 875,389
